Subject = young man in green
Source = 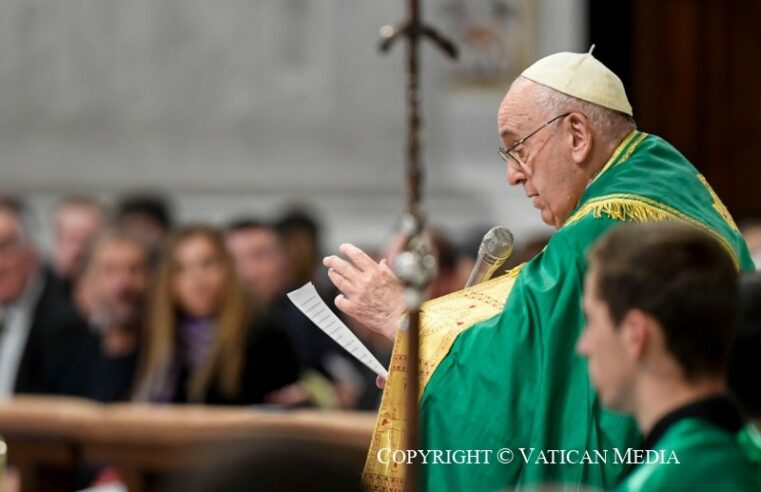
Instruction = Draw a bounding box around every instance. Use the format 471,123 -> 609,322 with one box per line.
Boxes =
577,222 -> 760,491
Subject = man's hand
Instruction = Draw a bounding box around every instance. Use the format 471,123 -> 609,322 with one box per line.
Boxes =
264,383 -> 313,407
323,243 -> 405,341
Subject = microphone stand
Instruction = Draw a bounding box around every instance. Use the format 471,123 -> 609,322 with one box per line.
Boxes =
378,2 -> 457,491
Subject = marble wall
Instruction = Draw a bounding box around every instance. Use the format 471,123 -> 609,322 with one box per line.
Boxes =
0,0 -> 585,254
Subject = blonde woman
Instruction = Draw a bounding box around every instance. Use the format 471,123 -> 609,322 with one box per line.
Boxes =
135,225 -> 299,405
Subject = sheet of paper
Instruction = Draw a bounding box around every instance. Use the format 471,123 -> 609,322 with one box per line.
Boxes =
287,282 -> 388,379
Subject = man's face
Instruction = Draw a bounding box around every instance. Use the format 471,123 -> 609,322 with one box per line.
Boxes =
0,209 -> 35,305
54,205 -> 103,281
86,239 -> 149,327
576,270 -> 637,413
497,80 -> 584,228
226,228 -> 287,304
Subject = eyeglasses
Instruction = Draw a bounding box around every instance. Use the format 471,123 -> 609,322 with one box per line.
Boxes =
498,112 -> 571,168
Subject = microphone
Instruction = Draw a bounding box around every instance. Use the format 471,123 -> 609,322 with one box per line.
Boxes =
464,226 -> 515,288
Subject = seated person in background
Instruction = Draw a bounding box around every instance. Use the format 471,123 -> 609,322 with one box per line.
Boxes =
0,197 -> 86,397
50,195 -> 107,296
577,222 -> 760,491
383,226 -> 460,300
225,218 -> 290,308
728,273 -> 761,458
66,227 -> 151,402
275,208 -> 323,288
134,225 -> 300,405
226,218 -> 358,408
116,193 -> 173,265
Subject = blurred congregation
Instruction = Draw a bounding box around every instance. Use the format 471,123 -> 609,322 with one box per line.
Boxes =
1,192 -> 543,410
1,193 -> 377,409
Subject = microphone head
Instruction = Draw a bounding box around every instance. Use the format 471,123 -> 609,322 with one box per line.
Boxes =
479,226 -> 514,261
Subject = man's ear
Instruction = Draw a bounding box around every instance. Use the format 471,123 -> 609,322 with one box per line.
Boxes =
620,309 -> 649,361
566,112 -> 593,164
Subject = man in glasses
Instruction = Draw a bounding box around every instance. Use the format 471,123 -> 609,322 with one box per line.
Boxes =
324,48 -> 754,491
0,197 -> 87,398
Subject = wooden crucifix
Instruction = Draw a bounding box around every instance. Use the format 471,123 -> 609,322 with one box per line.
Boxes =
378,2 -> 457,490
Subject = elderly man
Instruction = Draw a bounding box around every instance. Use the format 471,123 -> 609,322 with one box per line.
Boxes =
323,49 -> 754,491
578,222 -> 759,491
0,198 -> 85,397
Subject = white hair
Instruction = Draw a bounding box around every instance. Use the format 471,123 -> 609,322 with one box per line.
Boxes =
515,76 -> 636,143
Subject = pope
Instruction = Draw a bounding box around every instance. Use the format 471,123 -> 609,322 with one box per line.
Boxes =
323,48 -> 753,491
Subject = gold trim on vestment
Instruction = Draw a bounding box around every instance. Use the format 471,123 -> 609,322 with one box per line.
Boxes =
696,173 -> 739,232
565,193 -> 741,268
587,129 -> 641,187
362,266 -> 523,492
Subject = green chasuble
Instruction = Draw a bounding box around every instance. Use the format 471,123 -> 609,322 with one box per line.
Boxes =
362,130 -> 753,492
615,419 -> 761,491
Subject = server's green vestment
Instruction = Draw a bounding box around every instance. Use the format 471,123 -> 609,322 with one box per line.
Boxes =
616,419 -> 760,491
363,130 -> 753,492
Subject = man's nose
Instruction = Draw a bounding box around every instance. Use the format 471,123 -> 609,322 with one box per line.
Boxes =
506,162 -> 526,186
113,273 -> 135,290
576,329 -> 591,356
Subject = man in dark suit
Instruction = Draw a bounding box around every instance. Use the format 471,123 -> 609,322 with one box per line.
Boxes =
66,227 -> 151,402
0,197 -> 86,397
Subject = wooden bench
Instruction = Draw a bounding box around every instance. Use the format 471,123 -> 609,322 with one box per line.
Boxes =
0,397 -> 376,492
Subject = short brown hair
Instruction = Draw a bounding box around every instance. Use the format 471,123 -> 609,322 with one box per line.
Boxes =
588,222 -> 738,379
